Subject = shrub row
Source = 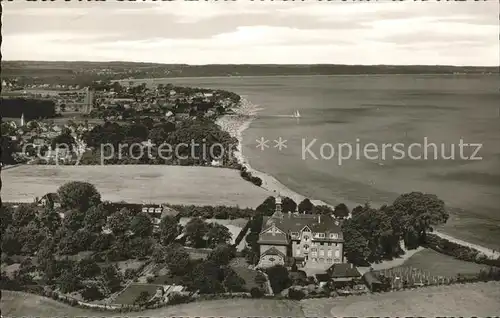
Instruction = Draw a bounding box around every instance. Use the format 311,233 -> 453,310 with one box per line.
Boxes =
425,234 -> 500,267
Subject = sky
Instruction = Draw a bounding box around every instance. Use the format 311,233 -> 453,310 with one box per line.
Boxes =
2,0 -> 499,66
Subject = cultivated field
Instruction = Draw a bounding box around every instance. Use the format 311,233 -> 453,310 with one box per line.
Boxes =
397,248 -> 491,277
1,165 -> 270,208
301,281 -> 500,316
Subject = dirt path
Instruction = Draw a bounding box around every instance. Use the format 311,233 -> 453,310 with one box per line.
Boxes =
433,230 -> 500,259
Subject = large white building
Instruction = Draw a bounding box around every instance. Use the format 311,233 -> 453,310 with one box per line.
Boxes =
257,196 -> 344,268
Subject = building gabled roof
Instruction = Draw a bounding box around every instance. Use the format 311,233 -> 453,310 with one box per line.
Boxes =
327,263 -> 361,278
263,214 -> 343,238
261,246 -> 285,258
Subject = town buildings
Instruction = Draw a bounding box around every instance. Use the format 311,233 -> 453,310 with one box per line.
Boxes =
257,196 -> 344,268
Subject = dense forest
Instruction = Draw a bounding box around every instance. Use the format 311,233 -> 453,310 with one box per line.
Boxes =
0,98 -> 57,119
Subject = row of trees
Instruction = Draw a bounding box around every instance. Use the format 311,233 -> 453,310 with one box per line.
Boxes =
255,195 -> 350,218
342,192 -> 449,265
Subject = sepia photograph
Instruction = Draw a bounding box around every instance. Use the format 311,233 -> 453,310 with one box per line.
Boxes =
1,0 -> 499,317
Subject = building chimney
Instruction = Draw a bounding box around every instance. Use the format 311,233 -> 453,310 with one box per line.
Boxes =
350,263 -> 353,269
318,215 -> 321,224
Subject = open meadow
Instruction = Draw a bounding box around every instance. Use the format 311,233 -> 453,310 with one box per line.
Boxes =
0,291 -> 304,318
4,282 -> 500,317
1,165 -> 270,208
396,248 -> 492,277
301,281 -> 500,316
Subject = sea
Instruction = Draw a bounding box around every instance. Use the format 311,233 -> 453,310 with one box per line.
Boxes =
135,75 -> 500,249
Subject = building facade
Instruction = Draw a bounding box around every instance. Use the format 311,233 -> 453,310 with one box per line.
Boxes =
257,196 -> 344,268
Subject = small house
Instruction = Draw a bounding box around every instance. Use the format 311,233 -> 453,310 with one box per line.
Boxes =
326,263 -> 362,288
362,271 -> 389,292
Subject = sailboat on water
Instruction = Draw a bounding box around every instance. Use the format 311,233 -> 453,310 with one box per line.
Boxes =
293,110 -> 301,118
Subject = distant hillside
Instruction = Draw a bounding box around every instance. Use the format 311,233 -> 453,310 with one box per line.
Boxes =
1,61 -> 497,85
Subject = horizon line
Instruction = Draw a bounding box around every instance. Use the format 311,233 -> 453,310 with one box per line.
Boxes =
3,60 -> 499,68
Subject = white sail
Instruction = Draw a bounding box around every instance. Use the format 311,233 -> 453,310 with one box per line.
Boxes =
296,110 -> 301,117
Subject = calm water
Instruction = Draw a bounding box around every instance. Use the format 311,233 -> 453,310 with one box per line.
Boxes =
144,75 -> 500,248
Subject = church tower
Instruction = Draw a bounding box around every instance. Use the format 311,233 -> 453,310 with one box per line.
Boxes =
271,195 -> 284,220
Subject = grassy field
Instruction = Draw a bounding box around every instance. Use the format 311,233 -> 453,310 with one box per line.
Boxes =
397,248 -> 491,277
4,282 -> 500,317
1,290 -> 304,317
302,281 -> 500,316
113,284 -> 161,305
1,165 -> 270,208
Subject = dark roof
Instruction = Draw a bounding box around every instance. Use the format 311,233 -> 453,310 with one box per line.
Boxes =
327,263 -> 361,278
261,247 -> 285,258
362,271 -> 382,285
263,214 -> 343,238
42,192 -> 60,203
315,273 -> 330,282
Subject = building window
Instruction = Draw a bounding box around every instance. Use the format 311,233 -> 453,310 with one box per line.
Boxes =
320,242 -> 324,246
303,235 -> 310,241
296,248 -> 301,255
269,257 -> 275,262
330,233 -> 339,239
327,258 -> 332,263
318,233 -> 325,238
319,258 -> 324,263
327,250 -> 332,257
291,232 -> 299,237
311,248 -> 317,252
319,250 -> 325,257
302,227 -> 310,232
303,244 -> 309,250
334,250 -> 340,258
312,252 -> 317,258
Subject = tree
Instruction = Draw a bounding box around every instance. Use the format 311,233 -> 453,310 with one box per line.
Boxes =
101,264 -> 122,293
159,215 -> 181,246
77,258 -> 101,279
165,244 -> 190,276
81,285 -> 104,301
39,207 -> 61,234
256,196 -> 276,216
108,208 -> 133,236
298,198 -> 314,214
12,204 -> 37,227
57,181 -> 101,211
208,244 -> 235,266
281,197 -> 297,213
130,213 -> 153,237
63,209 -> 86,232
393,192 -> 448,248
333,203 -> 350,219
223,269 -> 245,292
0,206 -> 14,236
206,223 -> 232,248
185,217 -> 208,247
187,260 -> 224,294
57,270 -> 81,293
343,228 -> 371,266
83,205 -> 108,233
134,291 -> 151,305
313,205 -> 334,215
265,265 -> 290,294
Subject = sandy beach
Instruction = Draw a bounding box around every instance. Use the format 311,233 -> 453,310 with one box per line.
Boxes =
216,98 -> 338,210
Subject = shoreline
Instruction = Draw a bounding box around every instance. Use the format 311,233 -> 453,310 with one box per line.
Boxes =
216,98 -> 500,258
216,98 -> 338,210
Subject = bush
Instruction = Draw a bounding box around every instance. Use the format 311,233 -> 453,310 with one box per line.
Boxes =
250,287 -> 264,298
288,288 -> 305,300
146,276 -> 155,283
168,292 -> 192,305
